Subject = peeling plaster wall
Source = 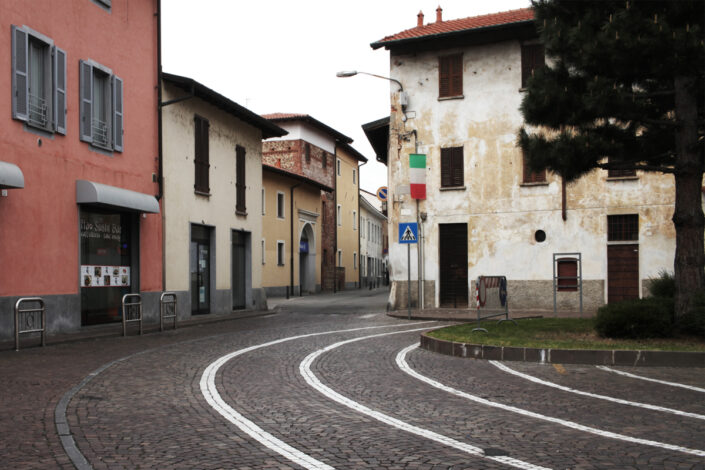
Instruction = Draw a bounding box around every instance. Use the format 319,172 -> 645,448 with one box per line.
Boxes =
385,39 -> 680,312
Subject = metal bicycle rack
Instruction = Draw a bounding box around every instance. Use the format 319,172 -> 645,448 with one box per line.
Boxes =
14,297 -> 46,351
160,292 -> 177,331
472,276 -> 516,333
122,294 -> 143,336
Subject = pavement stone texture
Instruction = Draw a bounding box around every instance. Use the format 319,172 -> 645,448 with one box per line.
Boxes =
1,288 -> 704,469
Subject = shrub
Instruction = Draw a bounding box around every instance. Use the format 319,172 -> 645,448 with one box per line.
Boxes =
647,270 -> 675,299
676,289 -> 705,337
595,297 -> 674,339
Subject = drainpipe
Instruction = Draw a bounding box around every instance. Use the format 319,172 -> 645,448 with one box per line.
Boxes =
290,183 -> 301,296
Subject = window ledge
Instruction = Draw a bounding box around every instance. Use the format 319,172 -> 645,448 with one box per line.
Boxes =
277,263 -> 285,267
520,182 -> 549,187
440,185 -> 466,191
194,190 -> 211,197
519,87 -> 527,93
438,95 -> 464,101
606,176 -> 639,182
235,210 -> 247,217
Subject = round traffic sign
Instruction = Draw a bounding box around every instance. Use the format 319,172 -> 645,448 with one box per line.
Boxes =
376,186 -> 388,201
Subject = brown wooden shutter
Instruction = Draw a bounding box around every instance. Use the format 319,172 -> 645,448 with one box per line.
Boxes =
450,147 -> 464,186
522,150 -> 546,183
194,115 -> 210,193
439,54 -> 462,97
521,44 -> 544,88
236,145 -> 246,213
441,147 -> 452,187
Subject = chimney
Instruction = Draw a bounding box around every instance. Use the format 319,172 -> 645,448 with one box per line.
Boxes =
436,5 -> 443,22
417,10 -> 424,27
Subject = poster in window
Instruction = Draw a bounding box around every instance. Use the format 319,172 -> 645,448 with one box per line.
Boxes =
80,265 -> 130,287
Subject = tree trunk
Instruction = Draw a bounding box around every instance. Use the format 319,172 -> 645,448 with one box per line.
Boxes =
672,76 -> 705,319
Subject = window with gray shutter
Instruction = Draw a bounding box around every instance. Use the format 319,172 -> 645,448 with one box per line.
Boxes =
236,145 -> 246,214
441,147 -> 464,187
12,26 -> 29,122
113,76 -> 123,151
194,115 -> 210,193
54,46 -> 66,134
79,60 -> 93,143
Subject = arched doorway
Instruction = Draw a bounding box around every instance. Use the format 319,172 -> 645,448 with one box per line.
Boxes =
299,223 -> 316,294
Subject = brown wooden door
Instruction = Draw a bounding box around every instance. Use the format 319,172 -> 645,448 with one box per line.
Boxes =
607,244 -> 639,303
439,224 -> 468,307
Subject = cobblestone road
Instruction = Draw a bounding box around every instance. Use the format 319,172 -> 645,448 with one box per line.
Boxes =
1,289 -> 703,469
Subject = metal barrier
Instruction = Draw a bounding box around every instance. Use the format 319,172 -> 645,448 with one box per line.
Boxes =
160,292 -> 177,331
122,294 -> 142,336
14,297 -> 46,351
473,275 -> 516,333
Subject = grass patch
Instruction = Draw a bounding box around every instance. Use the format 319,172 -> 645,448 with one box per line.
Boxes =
427,318 -> 705,352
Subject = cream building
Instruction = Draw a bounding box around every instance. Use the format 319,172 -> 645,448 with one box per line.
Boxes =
336,142 -> 367,289
261,165 -> 332,296
161,73 -> 286,317
369,8 -> 682,312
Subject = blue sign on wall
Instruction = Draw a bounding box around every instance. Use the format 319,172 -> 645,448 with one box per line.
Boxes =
398,223 -> 418,244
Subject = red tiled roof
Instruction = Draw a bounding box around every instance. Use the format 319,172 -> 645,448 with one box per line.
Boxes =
371,8 -> 534,49
261,113 -> 308,120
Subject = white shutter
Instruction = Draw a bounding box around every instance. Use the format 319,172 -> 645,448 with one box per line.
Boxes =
11,25 -> 29,122
112,75 -> 123,152
53,46 -> 66,134
79,60 -> 93,142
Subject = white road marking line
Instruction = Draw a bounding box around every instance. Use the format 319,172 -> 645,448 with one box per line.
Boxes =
596,366 -> 705,393
491,361 -> 705,421
397,344 -> 705,458
300,330 -> 551,470
200,321 -> 434,470
360,314 -> 377,319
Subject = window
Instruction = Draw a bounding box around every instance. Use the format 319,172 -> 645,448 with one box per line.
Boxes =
193,115 -> 210,193
304,142 -> 311,163
353,211 -> 357,230
235,145 -> 246,214
261,239 -> 265,264
352,169 -> 357,185
522,149 -> 546,183
361,217 -> 365,238
439,53 -> 462,98
337,204 -> 342,226
441,147 -> 464,187
79,60 -> 123,151
337,250 -> 342,266
557,258 -> 578,291
521,43 -> 544,88
261,189 -> 265,215
277,241 -> 285,266
337,159 -> 341,176
608,214 -> 638,241
353,252 -> 357,269
367,220 -> 371,240
322,153 -> 327,168
277,192 -> 285,219
11,25 -> 66,134
607,158 -> 636,178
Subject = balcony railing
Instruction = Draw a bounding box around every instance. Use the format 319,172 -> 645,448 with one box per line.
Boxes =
92,118 -> 109,147
28,93 -> 48,128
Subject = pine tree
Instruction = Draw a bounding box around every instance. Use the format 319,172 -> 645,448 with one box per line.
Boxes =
519,0 -> 705,319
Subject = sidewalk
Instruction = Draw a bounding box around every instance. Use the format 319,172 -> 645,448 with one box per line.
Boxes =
387,306 -> 593,322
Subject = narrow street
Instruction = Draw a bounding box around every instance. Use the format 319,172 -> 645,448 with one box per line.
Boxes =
1,289 -> 703,469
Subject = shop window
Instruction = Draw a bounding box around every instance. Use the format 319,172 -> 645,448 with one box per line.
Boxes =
79,60 -> 123,151
608,214 -> 639,241
193,115 -> 209,193
439,53 -> 462,98
236,145 -> 246,214
11,25 -> 66,134
521,43 -> 544,88
441,147 -> 464,187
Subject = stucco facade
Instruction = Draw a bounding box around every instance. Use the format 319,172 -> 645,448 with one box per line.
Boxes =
360,194 -> 387,288
336,143 -> 366,288
261,167 -> 327,296
161,74 -> 285,317
0,0 -> 161,338
374,9 -> 681,313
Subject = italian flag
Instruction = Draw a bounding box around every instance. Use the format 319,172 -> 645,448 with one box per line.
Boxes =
409,153 -> 426,199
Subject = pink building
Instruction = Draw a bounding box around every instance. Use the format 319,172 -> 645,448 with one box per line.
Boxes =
0,0 -> 161,337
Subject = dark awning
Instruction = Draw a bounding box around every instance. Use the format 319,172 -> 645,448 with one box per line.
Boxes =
76,180 -> 159,213
0,161 -> 25,189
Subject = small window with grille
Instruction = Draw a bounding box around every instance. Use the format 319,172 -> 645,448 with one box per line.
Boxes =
608,214 -> 638,241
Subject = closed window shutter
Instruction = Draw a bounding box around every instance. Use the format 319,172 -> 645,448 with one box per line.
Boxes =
451,147 -> 464,186
79,60 -> 93,142
53,46 -> 66,134
194,116 -> 209,193
441,148 -> 451,186
523,151 -> 546,183
439,56 -> 450,97
236,145 -> 246,213
521,44 -> 544,88
11,25 -> 29,122
450,55 -> 462,96
112,75 -> 123,151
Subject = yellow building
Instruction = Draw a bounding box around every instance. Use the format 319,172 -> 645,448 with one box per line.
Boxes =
261,165 -> 333,296
336,142 -> 368,288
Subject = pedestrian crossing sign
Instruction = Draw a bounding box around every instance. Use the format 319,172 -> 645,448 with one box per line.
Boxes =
399,223 -> 418,244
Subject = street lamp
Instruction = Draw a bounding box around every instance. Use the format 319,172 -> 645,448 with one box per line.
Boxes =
336,70 -> 404,92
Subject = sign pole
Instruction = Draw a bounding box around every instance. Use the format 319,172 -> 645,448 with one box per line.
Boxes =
407,243 -> 411,320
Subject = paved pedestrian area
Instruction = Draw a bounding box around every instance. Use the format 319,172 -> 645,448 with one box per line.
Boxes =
1,289 -> 704,469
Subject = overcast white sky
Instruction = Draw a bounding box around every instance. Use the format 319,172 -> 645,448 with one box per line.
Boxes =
162,0 -> 531,193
